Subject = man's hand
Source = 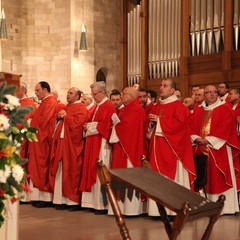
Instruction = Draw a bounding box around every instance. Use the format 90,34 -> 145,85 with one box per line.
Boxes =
58,110 -> 66,119
149,114 -> 158,122
195,137 -> 208,145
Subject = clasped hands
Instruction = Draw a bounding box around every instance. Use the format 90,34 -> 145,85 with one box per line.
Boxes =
195,137 -> 208,145
58,110 -> 66,119
149,113 -> 158,122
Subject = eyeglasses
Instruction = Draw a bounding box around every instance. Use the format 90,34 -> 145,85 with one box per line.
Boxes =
91,91 -> 100,96
204,91 -> 218,95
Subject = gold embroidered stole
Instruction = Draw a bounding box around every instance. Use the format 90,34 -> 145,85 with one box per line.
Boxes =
197,110 -> 213,155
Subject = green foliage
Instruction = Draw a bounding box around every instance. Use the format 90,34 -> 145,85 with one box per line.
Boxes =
0,81 -> 38,228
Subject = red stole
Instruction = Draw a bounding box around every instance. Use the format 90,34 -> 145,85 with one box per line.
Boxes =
19,97 -> 37,160
19,97 -> 37,119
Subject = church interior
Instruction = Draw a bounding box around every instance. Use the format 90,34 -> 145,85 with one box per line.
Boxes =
0,0 -> 240,239
1,0 -> 240,99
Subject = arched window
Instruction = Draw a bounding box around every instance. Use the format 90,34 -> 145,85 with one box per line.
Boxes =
96,69 -> 106,82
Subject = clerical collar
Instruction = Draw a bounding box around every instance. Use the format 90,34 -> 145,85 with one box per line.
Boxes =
86,102 -> 95,110
42,94 -> 52,101
159,95 -> 178,104
20,96 -> 28,100
232,103 -> 238,110
145,98 -> 152,107
220,93 -> 229,101
96,96 -> 108,106
202,98 -> 225,110
71,100 -> 81,105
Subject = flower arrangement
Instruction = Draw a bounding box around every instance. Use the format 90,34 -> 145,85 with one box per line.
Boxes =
0,81 -> 37,227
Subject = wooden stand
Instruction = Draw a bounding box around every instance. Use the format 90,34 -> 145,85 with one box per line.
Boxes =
96,157 -> 225,240
0,72 -> 21,87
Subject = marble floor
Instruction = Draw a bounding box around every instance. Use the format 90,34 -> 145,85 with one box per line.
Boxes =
19,204 -> 240,240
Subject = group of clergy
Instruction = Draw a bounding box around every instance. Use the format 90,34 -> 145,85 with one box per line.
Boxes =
18,79 -> 240,216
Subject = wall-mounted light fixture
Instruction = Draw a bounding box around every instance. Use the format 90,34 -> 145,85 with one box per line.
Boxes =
79,25 -> 87,50
0,0 -> 8,40
79,0 -> 87,50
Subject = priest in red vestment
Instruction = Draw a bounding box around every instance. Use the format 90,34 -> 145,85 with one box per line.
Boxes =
109,87 -> 146,216
51,90 -> 66,113
229,87 -> 240,194
218,82 -> 231,104
16,82 -> 37,158
49,87 -> 88,211
189,85 -> 240,214
147,78 -> 196,216
81,93 -> 96,121
16,82 -> 37,202
138,87 -> 154,116
28,81 -> 58,208
80,81 -> 116,214
138,88 -> 154,154
15,82 -> 37,120
110,89 -> 125,117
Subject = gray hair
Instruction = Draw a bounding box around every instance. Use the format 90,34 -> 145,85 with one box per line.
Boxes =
90,81 -> 107,94
230,88 -> 240,95
21,82 -> 28,94
82,93 -> 93,101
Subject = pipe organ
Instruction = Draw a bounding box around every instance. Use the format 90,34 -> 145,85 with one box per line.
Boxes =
234,0 -> 240,51
127,4 -> 141,87
190,0 -> 224,56
127,0 -> 181,84
123,0 -> 240,93
148,0 -> 181,80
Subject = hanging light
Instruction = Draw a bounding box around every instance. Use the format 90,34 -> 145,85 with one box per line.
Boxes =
0,0 -> 8,41
79,24 -> 87,50
79,0 -> 87,50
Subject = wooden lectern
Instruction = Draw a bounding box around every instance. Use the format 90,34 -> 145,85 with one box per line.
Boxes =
0,72 -> 21,87
97,156 -> 225,240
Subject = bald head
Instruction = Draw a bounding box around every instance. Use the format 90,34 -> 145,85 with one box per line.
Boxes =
16,82 -> 28,99
183,97 -> 194,110
51,90 -> 59,99
81,93 -> 93,107
67,87 -> 82,104
204,85 -> 219,105
195,88 -> 205,104
122,87 -> 138,105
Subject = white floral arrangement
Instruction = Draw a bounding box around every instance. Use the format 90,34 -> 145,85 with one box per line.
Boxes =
0,81 -> 37,227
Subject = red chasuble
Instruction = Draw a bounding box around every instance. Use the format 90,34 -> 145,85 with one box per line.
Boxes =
232,102 -> 240,190
28,95 -> 58,192
80,100 -> 116,192
190,103 -> 240,194
148,100 -> 196,185
49,102 -> 88,202
87,103 -> 96,121
56,100 -> 66,113
112,98 -> 146,168
19,97 -> 37,159
144,101 -> 154,116
19,97 -> 37,119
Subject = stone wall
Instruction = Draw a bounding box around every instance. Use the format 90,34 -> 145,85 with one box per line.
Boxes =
1,0 -> 120,101
93,0 -> 121,93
